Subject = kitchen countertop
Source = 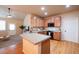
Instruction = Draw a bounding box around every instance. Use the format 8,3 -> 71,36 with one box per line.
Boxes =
31,30 -> 61,33
21,32 -> 51,44
0,35 -> 22,48
31,29 -> 61,33
31,30 -> 48,33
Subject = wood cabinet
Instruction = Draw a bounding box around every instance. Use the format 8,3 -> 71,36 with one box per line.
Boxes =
38,18 -> 44,27
31,15 -> 44,27
16,40 -> 23,54
22,36 -> 50,54
38,31 -> 61,41
44,19 -> 48,27
51,17 -> 54,23
38,32 -> 47,35
53,32 -> 61,40
48,18 -> 51,23
54,16 -> 61,27
40,19 -> 44,27
36,18 -> 39,27
44,16 -> 61,27
41,39 -> 50,54
44,16 -> 61,40
31,16 -> 34,27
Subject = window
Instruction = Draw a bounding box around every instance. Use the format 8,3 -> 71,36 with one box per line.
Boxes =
9,24 -> 16,30
0,20 -> 6,30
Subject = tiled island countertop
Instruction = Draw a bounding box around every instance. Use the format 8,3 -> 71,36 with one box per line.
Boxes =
21,32 -> 51,44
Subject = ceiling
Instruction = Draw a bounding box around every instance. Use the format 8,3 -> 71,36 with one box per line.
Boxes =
0,5 -> 79,19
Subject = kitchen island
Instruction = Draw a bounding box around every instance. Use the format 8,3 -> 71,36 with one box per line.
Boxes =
21,32 -> 51,54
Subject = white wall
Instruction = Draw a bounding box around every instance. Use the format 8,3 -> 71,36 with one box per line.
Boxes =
78,16 -> 79,42
59,11 -> 79,43
24,14 -> 31,27
0,18 -> 23,36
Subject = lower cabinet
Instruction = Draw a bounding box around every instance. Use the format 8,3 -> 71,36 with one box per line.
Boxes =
41,39 -> 50,54
38,32 -> 47,35
23,38 -> 50,54
38,32 -> 61,41
53,32 -> 61,40
16,40 -> 23,54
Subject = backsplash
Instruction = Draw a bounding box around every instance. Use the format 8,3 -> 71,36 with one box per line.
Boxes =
45,27 -> 61,32
31,27 -> 44,31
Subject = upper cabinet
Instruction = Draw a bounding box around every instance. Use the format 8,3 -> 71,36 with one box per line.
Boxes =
51,17 -> 55,23
37,18 -> 44,27
30,15 -> 44,27
40,19 -> 44,27
24,14 -> 61,28
36,18 -> 40,27
44,16 -> 61,27
44,19 -> 48,27
54,16 -> 61,27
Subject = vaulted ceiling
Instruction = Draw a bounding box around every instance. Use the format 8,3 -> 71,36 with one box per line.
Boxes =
0,5 -> 79,19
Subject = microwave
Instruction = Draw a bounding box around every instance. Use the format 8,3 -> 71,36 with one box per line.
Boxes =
48,23 -> 54,27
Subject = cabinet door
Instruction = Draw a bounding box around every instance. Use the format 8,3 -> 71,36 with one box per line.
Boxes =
42,20 -> 44,27
54,16 -> 61,27
44,17 -> 54,27
31,16 -> 36,27
33,19 -> 36,27
54,32 -> 61,40
51,17 -> 54,23
16,41 -> 23,54
40,19 -> 44,27
44,19 -> 48,27
36,19 -> 39,27
48,19 -> 51,23
31,16 -> 33,27
39,19 -> 42,27
47,17 -> 52,23
41,39 -> 50,54
38,32 -> 47,35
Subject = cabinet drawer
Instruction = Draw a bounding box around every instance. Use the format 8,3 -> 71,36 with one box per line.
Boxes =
38,32 -> 44,34
54,32 -> 61,40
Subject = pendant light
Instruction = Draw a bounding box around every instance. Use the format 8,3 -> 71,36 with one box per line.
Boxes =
7,8 -> 12,18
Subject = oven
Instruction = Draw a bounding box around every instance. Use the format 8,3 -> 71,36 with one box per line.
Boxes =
47,31 -> 53,39
47,23 -> 54,39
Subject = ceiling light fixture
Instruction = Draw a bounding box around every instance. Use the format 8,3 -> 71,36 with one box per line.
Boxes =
41,7 -> 45,11
44,12 -> 48,15
66,5 -> 70,8
34,16 -> 36,19
7,8 -> 12,18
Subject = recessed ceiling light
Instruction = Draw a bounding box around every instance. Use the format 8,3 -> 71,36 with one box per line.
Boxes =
41,7 -> 45,11
44,12 -> 47,15
65,5 -> 70,8
34,16 -> 36,19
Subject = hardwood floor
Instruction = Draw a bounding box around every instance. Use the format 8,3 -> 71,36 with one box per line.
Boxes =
0,41 -> 23,54
0,39 -> 79,54
50,40 -> 79,54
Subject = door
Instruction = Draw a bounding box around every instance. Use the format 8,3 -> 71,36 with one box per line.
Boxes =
61,16 -> 78,43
